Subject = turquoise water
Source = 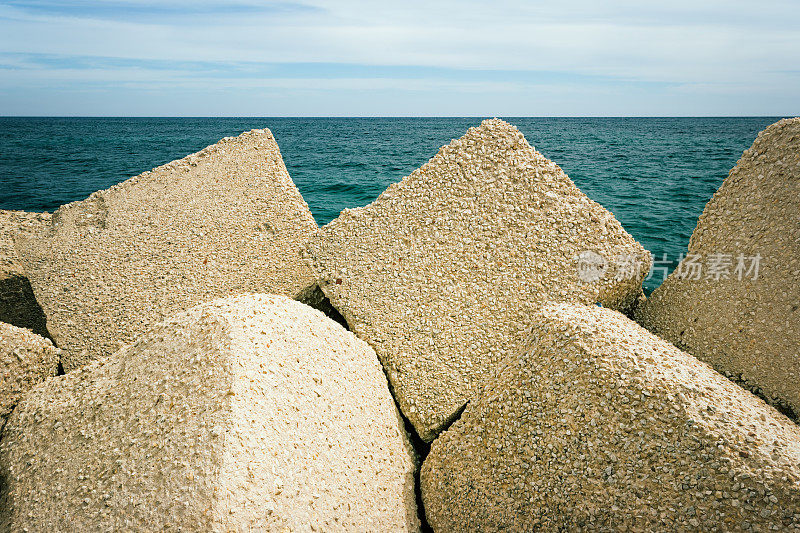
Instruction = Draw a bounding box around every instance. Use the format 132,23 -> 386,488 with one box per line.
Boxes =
0,117 -> 782,292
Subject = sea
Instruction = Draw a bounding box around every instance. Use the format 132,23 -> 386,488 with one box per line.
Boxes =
0,116 -> 783,293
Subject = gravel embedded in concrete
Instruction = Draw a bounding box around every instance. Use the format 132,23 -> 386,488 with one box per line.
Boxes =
0,294 -> 419,532
0,321 -> 59,430
0,210 -> 51,337
636,117 -> 800,417
305,119 -> 651,441
421,303 -> 800,532
15,129 -> 318,370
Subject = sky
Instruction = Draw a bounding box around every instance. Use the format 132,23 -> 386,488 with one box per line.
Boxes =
0,0 -> 798,116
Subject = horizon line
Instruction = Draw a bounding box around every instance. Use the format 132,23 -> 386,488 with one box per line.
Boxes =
0,115 -> 791,119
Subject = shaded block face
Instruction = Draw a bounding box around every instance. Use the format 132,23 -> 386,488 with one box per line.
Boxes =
0,294 -> 419,533
636,117 -> 800,417
0,322 -> 59,429
15,129 -> 319,370
306,119 -> 650,441
421,303 -> 800,532
0,210 -> 51,338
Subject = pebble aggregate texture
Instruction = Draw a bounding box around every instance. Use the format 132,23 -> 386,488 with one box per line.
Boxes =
305,119 -> 651,441
0,294 -> 420,532
636,117 -> 800,417
15,129 -> 318,371
0,210 -> 51,337
421,303 -> 800,532
0,321 -> 58,431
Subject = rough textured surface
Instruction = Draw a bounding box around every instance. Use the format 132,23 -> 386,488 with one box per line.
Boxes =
0,210 -> 51,337
306,119 -> 650,441
15,129 -> 318,371
0,294 -> 419,532
421,303 -> 800,532
0,321 -> 58,430
636,118 -> 800,417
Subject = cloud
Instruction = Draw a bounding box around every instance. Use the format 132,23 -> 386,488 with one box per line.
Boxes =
2,0 -> 322,21
0,52 -> 671,85
0,0 -> 798,115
